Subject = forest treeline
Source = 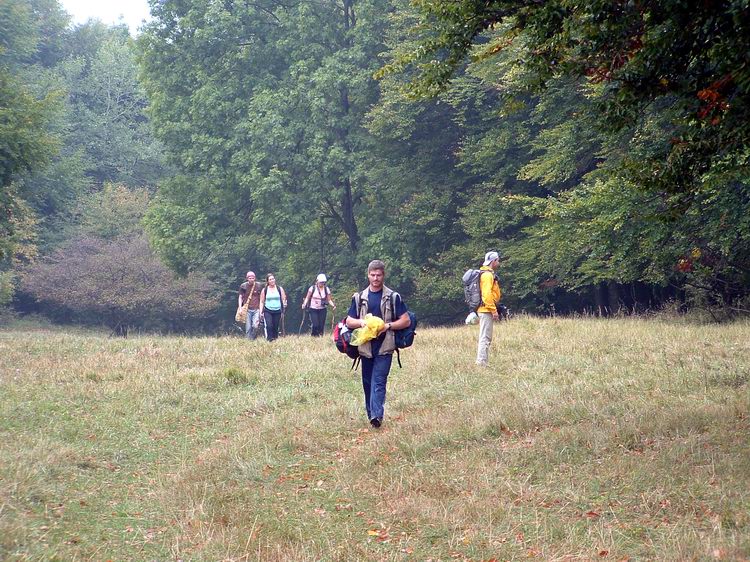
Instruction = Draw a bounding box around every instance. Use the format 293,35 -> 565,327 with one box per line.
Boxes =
2,0 -> 748,332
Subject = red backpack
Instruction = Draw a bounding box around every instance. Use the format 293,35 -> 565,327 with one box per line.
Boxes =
333,320 -> 360,369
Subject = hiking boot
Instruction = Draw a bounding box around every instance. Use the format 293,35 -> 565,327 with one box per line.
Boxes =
369,417 -> 382,428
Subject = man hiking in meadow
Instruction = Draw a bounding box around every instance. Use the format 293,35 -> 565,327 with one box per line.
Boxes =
346,260 -> 410,429
238,271 -> 263,339
476,251 -> 503,367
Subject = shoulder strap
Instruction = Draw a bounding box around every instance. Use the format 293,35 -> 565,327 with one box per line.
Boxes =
353,291 -> 360,318
389,291 -> 403,369
243,281 -> 255,311
358,289 -> 369,318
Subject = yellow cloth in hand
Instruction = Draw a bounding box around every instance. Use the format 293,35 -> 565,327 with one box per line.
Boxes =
350,314 -> 385,346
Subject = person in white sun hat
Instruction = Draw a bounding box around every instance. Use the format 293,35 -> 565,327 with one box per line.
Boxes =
301,273 -> 336,336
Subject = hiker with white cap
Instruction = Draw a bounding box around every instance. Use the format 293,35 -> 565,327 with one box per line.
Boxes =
301,273 -> 336,336
476,251 -> 503,366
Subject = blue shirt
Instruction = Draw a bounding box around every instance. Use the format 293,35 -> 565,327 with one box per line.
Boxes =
347,289 -> 408,355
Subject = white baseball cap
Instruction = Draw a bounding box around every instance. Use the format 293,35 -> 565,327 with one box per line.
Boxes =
483,251 -> 500,266
316,273 -> 327,283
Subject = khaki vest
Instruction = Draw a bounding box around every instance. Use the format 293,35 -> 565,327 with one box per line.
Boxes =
353,286 -> 397,358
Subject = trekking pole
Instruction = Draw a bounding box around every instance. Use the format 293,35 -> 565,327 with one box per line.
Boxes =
281,312 -> 286,337
298,308 -> 308,335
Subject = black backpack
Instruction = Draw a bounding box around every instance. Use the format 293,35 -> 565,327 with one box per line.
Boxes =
390,293 -> 417,368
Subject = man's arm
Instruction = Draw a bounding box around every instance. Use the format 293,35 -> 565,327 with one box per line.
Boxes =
345,295 -> 363,329
387,311 -> 410,331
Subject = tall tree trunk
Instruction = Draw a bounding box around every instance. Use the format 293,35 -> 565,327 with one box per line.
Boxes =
340,177 -> 359,252
607,281 -> 621,314
594,282 -> 606,316
319,216 -> 326,272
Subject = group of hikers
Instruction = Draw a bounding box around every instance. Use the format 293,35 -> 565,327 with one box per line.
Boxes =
237,272 -> 336,341
235,252 -> 504,429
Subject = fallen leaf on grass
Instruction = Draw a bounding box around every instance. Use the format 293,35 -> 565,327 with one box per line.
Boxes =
367,528 -> 390,542
585,510 -> 601,518
599,550 -> 609,557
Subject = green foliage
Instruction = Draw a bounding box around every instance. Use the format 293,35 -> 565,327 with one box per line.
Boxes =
77,183 -> 150,240
139,0 -> 395,316
0,1 -> 61,299
0,70 -> 59,195
19,183 -> 221,332
372,0 -> 750,316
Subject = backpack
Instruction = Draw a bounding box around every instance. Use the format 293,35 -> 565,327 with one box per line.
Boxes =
333,320 -> 360,369
462,269 -> 483,311
389,293 -> 417,368
333,321 -> 358,359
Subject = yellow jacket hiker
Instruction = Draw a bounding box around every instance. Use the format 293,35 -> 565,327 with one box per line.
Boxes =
476,251 -> 503,366
477,264 -> 502,314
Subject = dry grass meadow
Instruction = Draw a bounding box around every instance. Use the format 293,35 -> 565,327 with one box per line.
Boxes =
1,315 -> 749,561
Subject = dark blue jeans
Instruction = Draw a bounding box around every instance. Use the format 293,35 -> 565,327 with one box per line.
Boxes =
360,353 -> 393,421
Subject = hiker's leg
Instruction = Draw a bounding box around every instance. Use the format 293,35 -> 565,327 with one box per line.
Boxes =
360,356 -> 373,420
311,309 -> 324,336
476,312 -> 493,365
368,354 -> 393,421
248,309 -> 259,340
263,310 -> 275,341
250,308 -> 257,340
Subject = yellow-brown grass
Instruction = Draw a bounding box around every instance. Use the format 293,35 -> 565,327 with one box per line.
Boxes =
1,316 -> 748,560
